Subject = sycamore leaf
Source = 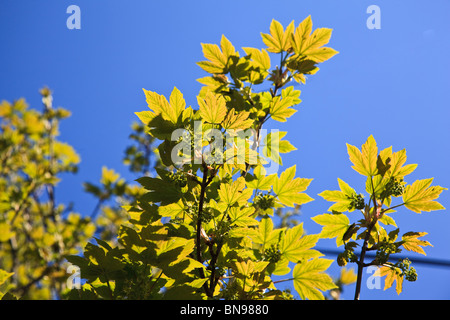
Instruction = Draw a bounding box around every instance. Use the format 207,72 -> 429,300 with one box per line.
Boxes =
273,165 -> 313,207
158,200 -> 185,219
268,87 -> 301,122
292,258 -> 338,300
282,233 -> 320,263
220,35 -> 235,61
263,131 -> 297,165
218,177 -> 253,207
196,61 -> 224,74
261,19 -> 295,53
197,91 -> 228,124
290,16 -> 313,54
347,135 -> 378,177
137,177 -> 182,205
228,207 -> 258,227
242,47 -> 271,71
221,108 -> 253,130
197,35 -> 236,74
377,266 -> 404,295
318,178 -> 356,212
0,269 -> 14,286
311,213 -> 351,247
402,178 -> 446,213
252,216 -> 284,249
302,28 -> 333,54
383,149 -> 418,179
304,47 -> 339,63
339,268 -> 357,286
142,87 -> 185,124
400,232 -> 432,255
169,87 -> 186,120
245,165 -> 276,191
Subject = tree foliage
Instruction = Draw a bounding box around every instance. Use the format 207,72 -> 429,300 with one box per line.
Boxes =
66,17 -> 341,300
0,16 -> 445,301
314,135 -> 446,298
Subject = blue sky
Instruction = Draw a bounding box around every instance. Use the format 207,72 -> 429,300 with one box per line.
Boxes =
1,0 -> 449,300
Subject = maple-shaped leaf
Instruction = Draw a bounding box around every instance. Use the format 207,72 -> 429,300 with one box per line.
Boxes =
262,131 -> 297,165
400,232 -> 432,255
197,91 -> 228,124
347,135 -> 378,177
292,258 -> 338,300
289,16 -> 313,54
289,15 -> 338,63
158,200 -> 185,219
377,266 -> 404,295
279,223 -> 321,263
261,19 -> 295,53
264,87 -> 301,123
228,206 -> 258,227
242,47 -> 271,71
142,87 -> 185,124
252,216 -> 284,249
245,165 -> 277,191
221,108 -> 253,130
197,35 -> 236,74
402,178 -> 446,213
311,213 -> 352,247
137,176 -> 182,205
273,165 -> 313,207
318,178 -> 357,212
218,177 -> 253,207
382,148 -> 418,179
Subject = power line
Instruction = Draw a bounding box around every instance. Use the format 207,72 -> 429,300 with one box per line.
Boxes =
316,247 -> 450,269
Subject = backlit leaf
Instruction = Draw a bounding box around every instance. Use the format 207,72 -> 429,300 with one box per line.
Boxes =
311,213 -> 351,247
347,135 -> 378,177
273,165 -> 313,207
198,91 -> 227,124
292,258 -> 337,300
402,178 -> 446,213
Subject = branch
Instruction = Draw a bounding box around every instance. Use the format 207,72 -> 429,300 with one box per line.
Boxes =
354,221 -> 376,300
196,165 -> 215,297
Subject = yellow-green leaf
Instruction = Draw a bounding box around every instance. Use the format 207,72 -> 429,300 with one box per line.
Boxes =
218,177 -> 252,207
228,207 -> 258,227
245,165 -> 276,191
290,16 -> 313,54
0,223 -> 14,242
221,108 -> 253,130
292,258 -> 338,300
401,232 -> 432,255
261,19 -> 295,53
263,131 -> 297,165
347,135 -> 378,177
402,178 -> 446,213
142,87 -> 184,124
318,178 -> 356,212
377,266 -> 404,295
304,47 -> 339,63
197,91 -> 227,124
311,213 -> 351,247
302,28 -> 333,54
242,47 -> 271,70
274,166 -> 313,207
252,216 -> 284,249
